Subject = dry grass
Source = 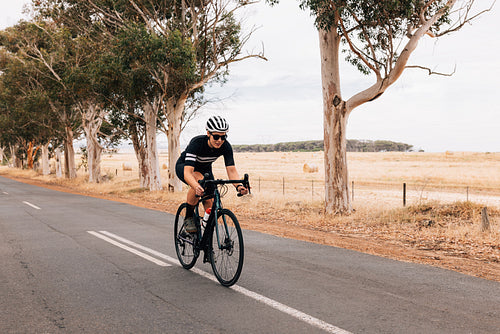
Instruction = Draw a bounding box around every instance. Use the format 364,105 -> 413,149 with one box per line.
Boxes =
1,151 -> 499,281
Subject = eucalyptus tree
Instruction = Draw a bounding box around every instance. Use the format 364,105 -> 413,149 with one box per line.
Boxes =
0,20 -> 83,178
144,0 -> 266,191
104,25 -> 170,190
33,0 -> 182,190
269,0 -> 493,214
0,48 -> 59,171
76,0 -> 265,191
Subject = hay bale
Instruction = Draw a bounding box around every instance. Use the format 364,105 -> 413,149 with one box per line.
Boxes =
303,162 -> 318,173
122,162 -> 133,171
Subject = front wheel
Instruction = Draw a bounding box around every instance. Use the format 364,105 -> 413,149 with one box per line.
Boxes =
210,209 -> 244,287
174,203 -> 198,269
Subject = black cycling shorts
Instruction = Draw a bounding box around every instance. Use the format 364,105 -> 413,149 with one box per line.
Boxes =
175,158 -> 215,195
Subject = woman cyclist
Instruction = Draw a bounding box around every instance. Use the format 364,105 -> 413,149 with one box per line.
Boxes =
175,116 -> 248,232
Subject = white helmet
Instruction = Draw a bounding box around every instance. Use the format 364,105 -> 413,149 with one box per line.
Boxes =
205,116 -> 229,132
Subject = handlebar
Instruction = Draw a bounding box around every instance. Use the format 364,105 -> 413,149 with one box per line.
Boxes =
198,173 -> 251,197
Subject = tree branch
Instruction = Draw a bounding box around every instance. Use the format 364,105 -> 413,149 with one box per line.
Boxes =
435,0 -> 495,37
405,64 -> 457,76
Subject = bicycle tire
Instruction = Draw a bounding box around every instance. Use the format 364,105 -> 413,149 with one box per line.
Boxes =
210,209 -> 244,287
174,203 -> 198,269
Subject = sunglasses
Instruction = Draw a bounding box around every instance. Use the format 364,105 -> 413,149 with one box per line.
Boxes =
210,133 -> 227,141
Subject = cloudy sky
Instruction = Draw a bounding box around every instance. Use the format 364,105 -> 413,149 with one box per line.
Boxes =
2,0 -> 499,152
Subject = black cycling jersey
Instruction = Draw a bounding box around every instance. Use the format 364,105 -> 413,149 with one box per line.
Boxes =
178,135 -> 235,173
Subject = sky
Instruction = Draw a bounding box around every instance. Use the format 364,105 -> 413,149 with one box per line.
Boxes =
1,0 -> 499,152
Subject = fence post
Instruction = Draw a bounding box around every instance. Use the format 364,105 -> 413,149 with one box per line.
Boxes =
403,183 -> 407,207
481,207 -> 490,232
258,177 -> 261,192
466,186 -> 469,202
282,177 -> 285,196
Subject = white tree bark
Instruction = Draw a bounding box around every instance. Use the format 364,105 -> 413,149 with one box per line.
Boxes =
9,144 -> 18,168
165,96 -> 187,192
41,143 -> 50,175
81,103 -> 105,183
55,147 -> 63,178
319,26 -> 352,214
143,99 -> 162,191
64,126 -> 77,178
0,146 -> 4,165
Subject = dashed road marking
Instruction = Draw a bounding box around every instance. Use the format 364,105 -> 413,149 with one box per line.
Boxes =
23,201 -> 41,210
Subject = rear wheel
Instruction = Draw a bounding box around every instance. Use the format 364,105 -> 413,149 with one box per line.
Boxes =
174,203 -> 198,269
210,209 -> 244,287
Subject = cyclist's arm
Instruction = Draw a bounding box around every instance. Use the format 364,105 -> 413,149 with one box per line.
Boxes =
184,166 -> 205,196
226,166 -> 248,195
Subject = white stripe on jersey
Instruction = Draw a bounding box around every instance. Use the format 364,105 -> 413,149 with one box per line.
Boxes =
197,156 -> 218,162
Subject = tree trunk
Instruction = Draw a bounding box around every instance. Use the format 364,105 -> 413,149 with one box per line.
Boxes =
82,103 -> 104,183
27,141 -> 35,169
165,97 -> 186,192
143,99 -> 162,191
129,119 -> 149,188
41,143 -> 50,175
9,144 -> 18,168
55,147 -> 63,178
319,27 -> 352,214
64,126 -> 77,178
0,146 -> 4,164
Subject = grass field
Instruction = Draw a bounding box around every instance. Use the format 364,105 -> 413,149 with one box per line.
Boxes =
95,151 -> 500,208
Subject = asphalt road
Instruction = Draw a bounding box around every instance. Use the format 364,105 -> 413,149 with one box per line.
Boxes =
1,175 -> 499,334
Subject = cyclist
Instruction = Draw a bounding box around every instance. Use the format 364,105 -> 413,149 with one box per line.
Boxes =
175,115 -> 248,232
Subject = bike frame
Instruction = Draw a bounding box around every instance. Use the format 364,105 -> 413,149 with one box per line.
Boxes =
193,175 -> 249,261
174,174 -> 249,286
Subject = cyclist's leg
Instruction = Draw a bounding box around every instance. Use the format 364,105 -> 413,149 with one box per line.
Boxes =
186,171 -> 205,206
176,160 -> 200,232
176,159 -> 201,207
201,170 -> 215,211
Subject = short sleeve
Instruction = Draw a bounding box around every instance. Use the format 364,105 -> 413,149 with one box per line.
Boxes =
223,142 -> 235,167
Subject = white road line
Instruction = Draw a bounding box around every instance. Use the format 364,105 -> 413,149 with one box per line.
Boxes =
88,231 -> 171,267
23,201 -> 41,210
99,231 -> 179,264
231,285 -> 352,334
97,231 -> 352,334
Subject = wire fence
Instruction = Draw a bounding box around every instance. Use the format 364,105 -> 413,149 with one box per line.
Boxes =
99,160 -> 500,209
248,176 -> 500,209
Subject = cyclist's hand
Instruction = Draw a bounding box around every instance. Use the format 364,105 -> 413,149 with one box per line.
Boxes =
237,185 -> 249,196
195,185 -> 205,197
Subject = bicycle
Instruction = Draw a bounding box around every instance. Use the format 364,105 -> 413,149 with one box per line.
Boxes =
174,173 -> 250,287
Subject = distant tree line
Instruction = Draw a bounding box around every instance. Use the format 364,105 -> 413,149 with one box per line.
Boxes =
233,139 -> 415,153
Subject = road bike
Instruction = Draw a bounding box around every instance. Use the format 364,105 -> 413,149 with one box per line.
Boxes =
174,174 -> 250,287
